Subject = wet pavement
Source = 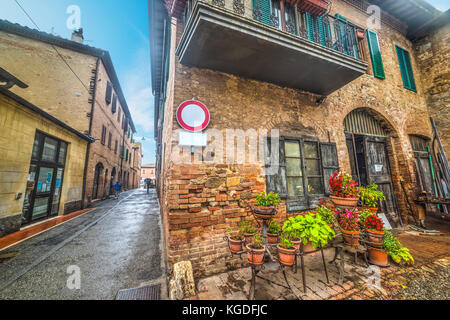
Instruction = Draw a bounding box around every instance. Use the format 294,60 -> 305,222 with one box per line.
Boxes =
0,188 -> 165,300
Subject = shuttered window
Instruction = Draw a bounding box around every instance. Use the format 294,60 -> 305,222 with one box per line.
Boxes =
111,94 -> 117,114
367,30 -> 385,79
108,133 -> 112,149
105,82 -> 112,105
265,137 -> 339,212
101,126 -> 106,145
253,0 -> 271,25
114,140 -> 118,154
395,45 -> 416,92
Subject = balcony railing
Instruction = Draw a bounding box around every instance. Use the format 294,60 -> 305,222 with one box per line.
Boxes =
183,0 -> 364,61
178,0 -> 368,95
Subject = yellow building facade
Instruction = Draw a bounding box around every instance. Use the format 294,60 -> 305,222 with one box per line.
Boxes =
0,88 -> 92,237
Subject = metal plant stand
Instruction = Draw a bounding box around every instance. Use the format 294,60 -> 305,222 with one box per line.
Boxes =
294,242 -> 330,293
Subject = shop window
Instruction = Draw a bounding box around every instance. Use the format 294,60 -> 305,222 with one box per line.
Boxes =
265,137 -> 339,212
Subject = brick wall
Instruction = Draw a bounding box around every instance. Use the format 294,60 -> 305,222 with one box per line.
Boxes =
414,23 -> 450,156
160,0 -> 436,277
84,60 -> 137,205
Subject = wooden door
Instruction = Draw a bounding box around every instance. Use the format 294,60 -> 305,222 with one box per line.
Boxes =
363,136 -> 398,226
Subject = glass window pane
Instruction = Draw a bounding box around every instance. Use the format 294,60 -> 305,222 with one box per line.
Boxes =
32,197 -> 49,220
285,141 -> 300,157
286,158 -> 303,177
42,137 -> 58,162
304,142 -> 319,158
288,177 -> 304,197
51,168 -> 64,215
32,134 -> 41,160
308,177 -> 324,195
58,142 -> 67,165
36,167 -> 54,194
306,159 -> 321,176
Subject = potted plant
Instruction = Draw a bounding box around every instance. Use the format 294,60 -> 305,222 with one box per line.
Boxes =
365,215 -> 385,245
239,220 -> 257,244
339,208 -> 360,247
226,227 -> 244,253
251,192 -> 281,217
282,216 -> 303,250
277,233 -> 296,267
383,231 -> 414,265
328,171 -> 360,208
359,184 -> 386,213
246,234 -> 265,266
358,209 -> 374,229
297,213 -> 336,253
267,220 -> 281,244
316,204 -> 334,228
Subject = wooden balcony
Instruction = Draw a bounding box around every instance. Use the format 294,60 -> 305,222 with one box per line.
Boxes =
176,0 -> 368,96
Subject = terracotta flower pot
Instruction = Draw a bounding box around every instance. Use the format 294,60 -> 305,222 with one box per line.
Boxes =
330,196 -> 359,208
246,245 -> 265,266
341,229 -> 360,247
356,29 -> 365,40
277,246 -> 296,266
228,238 -> 243,254
251,205 -> 277,216
301,242 -> 315,254
367,245 -> 389,267
267,233 -> 279,245
291,238 -> 302,251
367,229 -> 385,245
363,207 -> 379,214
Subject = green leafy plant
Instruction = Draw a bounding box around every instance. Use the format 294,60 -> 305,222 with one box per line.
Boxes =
383,231 -> 414,265
253,192 -> 281,207
283,213 -> 335,249
249,233 -> 264,250
226,227 -> 243,241
358,209 -> 374,227
316,205 -> 334,225
268,220 -> 281,235
359,184 -> 386,208
239,220 -> 256,234
278,233 -> 294,249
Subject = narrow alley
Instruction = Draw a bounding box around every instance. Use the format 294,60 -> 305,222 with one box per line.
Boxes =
0,189 -> 164,300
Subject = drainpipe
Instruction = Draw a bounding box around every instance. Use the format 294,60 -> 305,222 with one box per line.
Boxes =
81,57 -> 100,209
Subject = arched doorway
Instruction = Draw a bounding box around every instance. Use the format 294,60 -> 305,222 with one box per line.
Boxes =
93,163 -> 104,200
344,109 -> 399,226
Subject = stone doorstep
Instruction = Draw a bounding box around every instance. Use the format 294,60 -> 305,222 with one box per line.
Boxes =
0,208 -> 93,251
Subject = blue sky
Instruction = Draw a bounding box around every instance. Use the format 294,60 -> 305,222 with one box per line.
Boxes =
0,0 -> 448,164
0,0 -> 156,165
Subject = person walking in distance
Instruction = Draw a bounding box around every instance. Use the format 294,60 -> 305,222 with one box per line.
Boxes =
113,181 -> 122,200
146,178 -> 151,194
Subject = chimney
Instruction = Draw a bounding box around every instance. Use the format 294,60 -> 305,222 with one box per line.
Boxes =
71,28 -> 84,44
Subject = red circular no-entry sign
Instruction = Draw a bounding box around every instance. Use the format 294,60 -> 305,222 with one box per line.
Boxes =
176,100 -> 210,132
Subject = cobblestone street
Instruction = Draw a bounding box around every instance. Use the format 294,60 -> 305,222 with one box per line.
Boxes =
0,189 -> 164,300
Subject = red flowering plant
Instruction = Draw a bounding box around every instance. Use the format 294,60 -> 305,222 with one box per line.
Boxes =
328,171 -> 359,199
365,215 -> 385,232
339,209 -> 360,232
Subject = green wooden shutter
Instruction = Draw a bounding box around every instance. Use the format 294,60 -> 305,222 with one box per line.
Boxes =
253,0 -> 271,25
316,15 -> 326,46
396,45 -> 416,92
305,12 -> 315,41
367,30 -> 385,79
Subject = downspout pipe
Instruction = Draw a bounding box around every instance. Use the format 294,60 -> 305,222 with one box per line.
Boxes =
81,57 -> 100,209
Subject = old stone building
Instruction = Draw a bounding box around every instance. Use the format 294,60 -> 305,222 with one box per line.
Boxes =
150,0 -> 449,277
0,68 -> 93,236
0,20 -> 138,230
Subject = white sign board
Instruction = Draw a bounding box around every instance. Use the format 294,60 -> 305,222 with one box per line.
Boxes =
378,213 -> 392,230
179,131 -> 208,147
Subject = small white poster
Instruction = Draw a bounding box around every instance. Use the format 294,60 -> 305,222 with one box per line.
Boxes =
378,213 -> 392,230
179,131 -> 208,147
375,164 -> 383,172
